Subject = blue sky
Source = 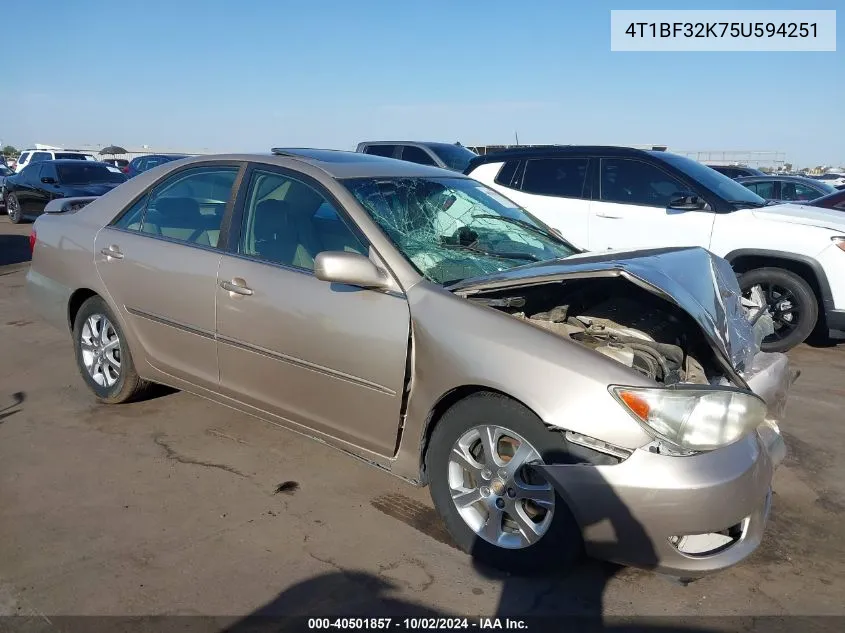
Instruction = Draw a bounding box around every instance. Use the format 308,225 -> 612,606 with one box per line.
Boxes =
3,0 -> 842,166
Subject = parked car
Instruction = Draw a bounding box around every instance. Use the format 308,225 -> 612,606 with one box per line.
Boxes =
0,165 -> 13,211
26,148 -> 789,578
707,164 -> 766,179
4,160 -> 126,223
14,148 -> 96,173
736,175 -> 837,202
124,154 -> 190,178
466,146 -> 845,352
808,189 -> 845,211
809,172 -> 845,189
103,158 -> 129,169
356,141 -> 478,172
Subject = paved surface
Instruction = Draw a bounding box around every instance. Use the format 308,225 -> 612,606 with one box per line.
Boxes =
1,215 -> 843,620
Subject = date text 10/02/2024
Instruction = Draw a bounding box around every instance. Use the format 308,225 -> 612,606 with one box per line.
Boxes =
307,617 -> 528,630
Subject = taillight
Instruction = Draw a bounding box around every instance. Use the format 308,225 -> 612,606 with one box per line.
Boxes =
29,228 -> 37,254
121,166 -> 129,174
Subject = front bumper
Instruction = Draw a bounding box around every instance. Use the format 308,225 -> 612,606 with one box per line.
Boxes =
536,423 -> 784,577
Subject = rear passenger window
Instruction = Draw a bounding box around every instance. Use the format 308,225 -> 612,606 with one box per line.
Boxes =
746,181 -> 775,199
521,158 -> 589,198
494,161 -> 520,188
239,170 -> 367,271
141,167 -> 238,247
400,146 -> 437,166
363,145 -> 397,158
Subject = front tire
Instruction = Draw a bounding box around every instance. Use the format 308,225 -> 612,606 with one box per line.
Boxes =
6,193 -> 22,223
738,267 -> 818,352
427,393 -> 582,574
73,296 -> 149,403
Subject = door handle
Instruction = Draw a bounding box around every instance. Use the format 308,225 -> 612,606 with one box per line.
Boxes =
100,245 -> 124,260
595,213 -> 622,219
220,278 -> 253,296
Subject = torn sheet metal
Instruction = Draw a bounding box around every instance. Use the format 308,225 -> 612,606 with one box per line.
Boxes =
450,247 -> 760,374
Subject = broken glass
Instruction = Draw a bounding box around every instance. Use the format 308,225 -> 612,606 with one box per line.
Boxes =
345,177 -> 575,285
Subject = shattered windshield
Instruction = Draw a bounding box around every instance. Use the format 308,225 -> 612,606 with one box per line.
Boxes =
344,177 -> 576,285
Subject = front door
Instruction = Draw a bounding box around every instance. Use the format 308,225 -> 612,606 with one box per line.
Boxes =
216,166 -> 410,456
589,157 -> 716,251
94,164 -> 242,388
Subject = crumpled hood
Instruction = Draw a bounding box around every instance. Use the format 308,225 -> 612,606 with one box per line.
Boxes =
752,202 -> 845,232
450,247 -> 759,376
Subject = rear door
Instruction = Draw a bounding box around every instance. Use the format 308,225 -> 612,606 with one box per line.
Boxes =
215,164 -> 410,455
94,162 -> 243,388
492,157 -> 592,249
588,157 -> 716,251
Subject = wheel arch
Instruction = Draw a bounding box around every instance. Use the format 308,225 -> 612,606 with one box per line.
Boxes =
725,249 -> 834,317
67,288 -> 100,331
417,385 -> 533,485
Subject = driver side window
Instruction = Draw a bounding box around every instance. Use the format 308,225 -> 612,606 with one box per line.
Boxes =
600,158 -> 688,207
239,170 -> 367,271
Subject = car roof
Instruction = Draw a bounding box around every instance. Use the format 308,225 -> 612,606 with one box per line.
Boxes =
465,145 -> 671,171
264,148 -> 462,179
48,159 -> 111,165
359,141 -> 465,149
735,175 -> 822,183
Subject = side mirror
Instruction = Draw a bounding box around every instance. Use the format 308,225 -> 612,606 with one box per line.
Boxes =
41,176 -> 57,184
314,251 -> 390,290
668,193 -> 708,211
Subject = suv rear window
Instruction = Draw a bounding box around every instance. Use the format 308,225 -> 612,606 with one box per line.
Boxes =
363,145 -> 397,158
54,153 -> 89,160
521,158 -> 589,198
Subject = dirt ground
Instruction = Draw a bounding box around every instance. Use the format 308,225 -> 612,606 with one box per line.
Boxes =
1,215 -> 843,626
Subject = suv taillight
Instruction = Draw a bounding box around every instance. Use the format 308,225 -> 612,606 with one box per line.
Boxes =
29,228 -> 37,254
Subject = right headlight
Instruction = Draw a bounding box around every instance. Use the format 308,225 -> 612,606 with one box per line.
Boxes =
610,385 -> 767,452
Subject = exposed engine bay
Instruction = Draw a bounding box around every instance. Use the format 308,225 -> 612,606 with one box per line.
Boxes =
468,277 -> 735,386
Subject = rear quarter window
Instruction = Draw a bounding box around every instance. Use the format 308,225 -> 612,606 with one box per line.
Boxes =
362,145 -> 397,158
494,161 -> 520,188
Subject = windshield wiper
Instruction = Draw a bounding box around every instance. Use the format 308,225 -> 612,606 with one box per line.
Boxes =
440,242 -> 540,262
471,214 -> 562,242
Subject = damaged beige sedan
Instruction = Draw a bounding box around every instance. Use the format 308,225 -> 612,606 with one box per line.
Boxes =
27,149 -> 791,578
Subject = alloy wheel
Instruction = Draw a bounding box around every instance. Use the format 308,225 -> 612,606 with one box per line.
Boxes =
448,425 -> 554,549
6,194 -> 20,222
80,314 -> 122,387
745,282 -> 801,344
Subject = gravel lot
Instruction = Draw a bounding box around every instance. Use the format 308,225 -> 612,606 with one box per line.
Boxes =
1,215 -> 843,626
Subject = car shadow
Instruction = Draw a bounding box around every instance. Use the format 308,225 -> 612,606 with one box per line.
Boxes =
222,457 -> 723,633
0,234 -> 31,266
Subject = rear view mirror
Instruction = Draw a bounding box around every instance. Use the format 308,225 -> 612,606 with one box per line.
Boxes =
668,194 -> 708,211
41,176 -> 57,185
314,251 -> 390,290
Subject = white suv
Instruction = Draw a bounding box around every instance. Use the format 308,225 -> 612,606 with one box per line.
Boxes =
466,146 -> 845,352
14,148 -> 96,173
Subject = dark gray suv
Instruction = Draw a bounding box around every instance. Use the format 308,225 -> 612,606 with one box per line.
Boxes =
356,141 -> 477,172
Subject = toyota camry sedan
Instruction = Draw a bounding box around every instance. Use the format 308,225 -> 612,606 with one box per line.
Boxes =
26,149 -> 790,578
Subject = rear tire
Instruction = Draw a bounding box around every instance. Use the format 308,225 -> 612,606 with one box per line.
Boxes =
6,193 -> 22,223
427,393 -> 583,574
738,267 -> 817,352
73,296 -> 150,403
